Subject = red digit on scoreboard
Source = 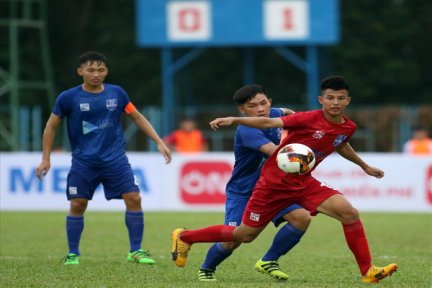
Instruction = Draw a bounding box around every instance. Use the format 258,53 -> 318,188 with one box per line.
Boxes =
178,8 -> 201,32
283,8 -> 293,30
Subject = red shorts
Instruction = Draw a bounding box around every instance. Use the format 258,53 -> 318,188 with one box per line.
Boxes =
242,177 -> 341,227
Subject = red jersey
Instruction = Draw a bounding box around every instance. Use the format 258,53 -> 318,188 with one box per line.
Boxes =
256,110 -> 357,190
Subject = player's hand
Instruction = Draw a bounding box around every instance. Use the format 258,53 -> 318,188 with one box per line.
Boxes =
209,117 -> 234,130
157,142 -> 172,164
364,166 -> 384,179
36,159 -> 50,180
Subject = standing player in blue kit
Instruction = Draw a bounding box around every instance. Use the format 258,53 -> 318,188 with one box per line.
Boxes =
36,51 -> 171,265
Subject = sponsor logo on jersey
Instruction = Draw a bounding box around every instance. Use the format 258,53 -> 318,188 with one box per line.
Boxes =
333,134 -> 347,146
99,120 -> 113,129
249,212 -> 260,222
82,121 -> 98,135
106,99 -> 117,111
313,130 -> 325,139
80,103 -> 90,111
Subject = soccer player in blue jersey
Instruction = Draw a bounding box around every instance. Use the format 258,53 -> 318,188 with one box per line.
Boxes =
36,51 -> 171,265
197,84 -> 311,281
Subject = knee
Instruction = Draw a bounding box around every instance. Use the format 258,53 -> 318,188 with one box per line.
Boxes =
69,199 -> 87,215
221,241 -> 241,251
123,192 -> 142,210
340,207 -> 359,223
285,209 -> 312,231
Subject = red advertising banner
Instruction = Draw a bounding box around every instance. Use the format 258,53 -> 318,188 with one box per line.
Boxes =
180,161 -> 232,204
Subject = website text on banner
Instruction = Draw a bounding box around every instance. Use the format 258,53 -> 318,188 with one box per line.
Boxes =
1,152 -> 431,212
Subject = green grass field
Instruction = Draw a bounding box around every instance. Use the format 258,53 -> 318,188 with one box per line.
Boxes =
1,211 -> 431,288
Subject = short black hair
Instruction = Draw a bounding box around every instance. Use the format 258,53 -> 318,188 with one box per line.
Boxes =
79,51 -> 107,67
233,84 -> 268,105
320,76 -> 349,92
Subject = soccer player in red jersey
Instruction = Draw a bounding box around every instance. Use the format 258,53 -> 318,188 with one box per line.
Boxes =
171,76 -> 397,283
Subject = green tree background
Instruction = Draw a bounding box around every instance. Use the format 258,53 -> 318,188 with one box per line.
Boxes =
1,0 -> 431,151
46,0 -> 431,107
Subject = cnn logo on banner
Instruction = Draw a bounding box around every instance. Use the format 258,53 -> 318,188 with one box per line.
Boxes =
180,161 -> 232,204
168,1 -> 211,41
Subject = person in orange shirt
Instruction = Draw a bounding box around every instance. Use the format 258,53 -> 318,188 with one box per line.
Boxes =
403,126 -> 432,155
164,118 -> 208,153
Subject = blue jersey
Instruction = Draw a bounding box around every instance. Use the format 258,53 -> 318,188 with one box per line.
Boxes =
225,108 -> 284,198
53,83 -> 131,166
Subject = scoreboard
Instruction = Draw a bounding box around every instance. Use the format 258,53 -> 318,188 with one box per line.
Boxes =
136,0 -> 339,47
135,0 -> 340,135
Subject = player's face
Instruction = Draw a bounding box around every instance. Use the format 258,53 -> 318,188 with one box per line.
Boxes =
318,89 -> 350,118
238,93 -> 272,117
77,61 -> 108,88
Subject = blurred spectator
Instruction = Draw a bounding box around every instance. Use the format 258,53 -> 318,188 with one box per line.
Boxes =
403,126 -> 432,155
164,118 -> 208,153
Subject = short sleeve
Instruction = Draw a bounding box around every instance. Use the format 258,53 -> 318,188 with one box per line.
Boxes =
281,112 -> 303,129
113,85 -> 132,111
52,92 -> 70,118
237,126 -> 272,151
270,108 -> 284,118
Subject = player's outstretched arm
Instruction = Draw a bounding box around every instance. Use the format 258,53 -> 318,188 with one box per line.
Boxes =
209,117 -> 283,130
336,142 -> 384,178
36,113 -> 62,180
128,110 -> 172,164
280,108 -> 296,116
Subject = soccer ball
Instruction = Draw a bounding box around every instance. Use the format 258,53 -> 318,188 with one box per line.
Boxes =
276,143 -> 316,174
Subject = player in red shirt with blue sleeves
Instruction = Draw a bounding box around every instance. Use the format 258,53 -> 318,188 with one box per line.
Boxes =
171,76 -> 397,284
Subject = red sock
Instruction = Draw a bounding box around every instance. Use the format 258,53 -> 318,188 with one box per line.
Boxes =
342,220 -> 372,275
180,225 -> 235,244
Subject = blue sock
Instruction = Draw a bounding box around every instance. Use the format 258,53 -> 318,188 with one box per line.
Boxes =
201,242 -> 233,271
66,215 -> 84,255
125,210 -> 144,252
262,224 -> 304,261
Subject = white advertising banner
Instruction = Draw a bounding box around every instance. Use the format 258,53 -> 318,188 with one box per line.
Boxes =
0,152 -> 431,212
313,153 -> 432,212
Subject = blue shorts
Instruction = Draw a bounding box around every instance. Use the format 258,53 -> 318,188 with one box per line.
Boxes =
225,197 -> 302,227
66,157 -> 139,201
